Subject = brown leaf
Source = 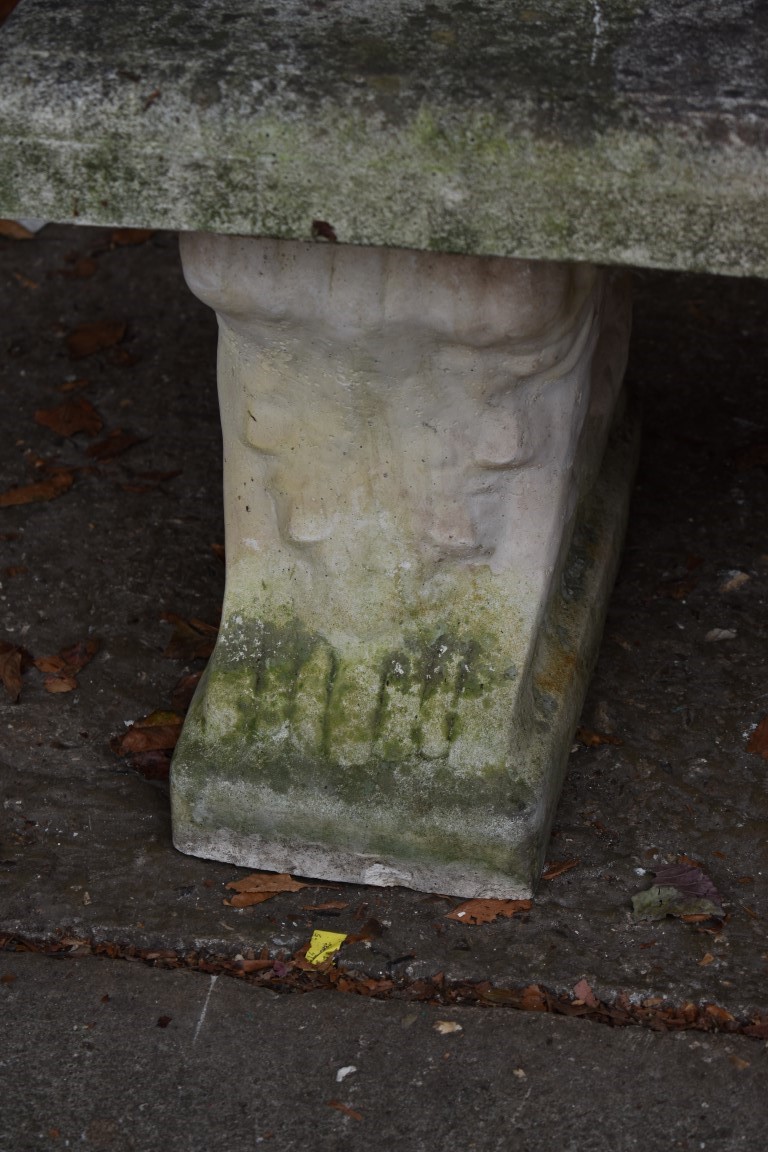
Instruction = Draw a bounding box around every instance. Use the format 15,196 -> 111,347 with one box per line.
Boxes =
13,271 -> 39,290
652,863 -> 723,906
73,256 -> 98,278
225,891 -> 278,909
520,983 -> 548,1011
170,670 -> 203,712
156,1015 -> 172,1028
0,217 -> 34,239
0,645 -> 23,702
704,1004 -> 736,1025
125,749 -> 172,781
35,638 -> 100,680
54,256 -> 98,279
43,674 -> 78,694
62,638 -> 100,672
67,320 -> 126,360
35,397 -> 103,438
346,918 -> 384,944
162,612 -> 218,661
211,542 -> 225,563
575,727 -> 623,747
729,1055 -> 751,1070
119,722 -> 182,754
3,565 -> 28,577
446,898 -> 531,925
0,470 -> 74,506
657,575 -> 698,600
572,978 -> 599,1008
326,1101 -> 362,1122
226,872 -> 309,895
541,858 -> 580,881
110,228 -> 155,247
235,958 -> 275,973
720,570 -> 750,593
114,711 -> 184,755
85,429 -> 142,461
747,717 -> 768,759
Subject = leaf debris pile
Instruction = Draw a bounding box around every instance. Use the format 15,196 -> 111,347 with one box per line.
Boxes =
632,863 -> 726,923
3,931 -> 767,1042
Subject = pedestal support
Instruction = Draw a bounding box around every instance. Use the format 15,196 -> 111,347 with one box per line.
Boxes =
171,234 -> 635,897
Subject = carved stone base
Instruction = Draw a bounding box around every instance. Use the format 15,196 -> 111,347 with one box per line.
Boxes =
171,234 -> 635,898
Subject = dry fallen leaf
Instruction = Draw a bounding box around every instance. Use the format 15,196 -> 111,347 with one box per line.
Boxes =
480,984 -> 547,1011
34,638 -> 100,693
747,717 -> 768,760
224,871 -> 310,907
632,863 -> 725,922
67,320 -> 126,360
54,256 -> 98,279
705,1004 -> 735,1025
575,727 -> 622,747
0,469 -> 74,507
572,978 -> 599,1008
170,670 -> 203,712
729,1055 -> 751,1071
0,217 -> 34,239
326,1100 -> 362,1122
225,891 -> 280,909
434,1021 -> 463,1035
0,643 -> 23,702
114,711 -> 184,754
162,613 -> 218,661
110,228 -> 155,247
34,397 -> 103,438
85,429 -> 142,461
720,570 -> 750,593
657,575 -> 698,600
43,674 -> 79,694
699,953 -> 715,967
446,898 -> 531,925
541,858 -> 580,881
13,271 -> 39,290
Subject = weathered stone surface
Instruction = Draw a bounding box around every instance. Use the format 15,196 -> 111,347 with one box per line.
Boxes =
0,0 -> 767,276
171,235 -> 636,896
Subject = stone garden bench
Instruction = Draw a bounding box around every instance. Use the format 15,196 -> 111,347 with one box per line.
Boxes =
1,0 -> 764,898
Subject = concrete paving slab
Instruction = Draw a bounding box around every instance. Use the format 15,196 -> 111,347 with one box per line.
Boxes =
1,226 -> 768,1024
1,951 -> 766,1152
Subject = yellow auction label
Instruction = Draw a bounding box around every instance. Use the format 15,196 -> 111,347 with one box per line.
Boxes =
305,930 -> 348,966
